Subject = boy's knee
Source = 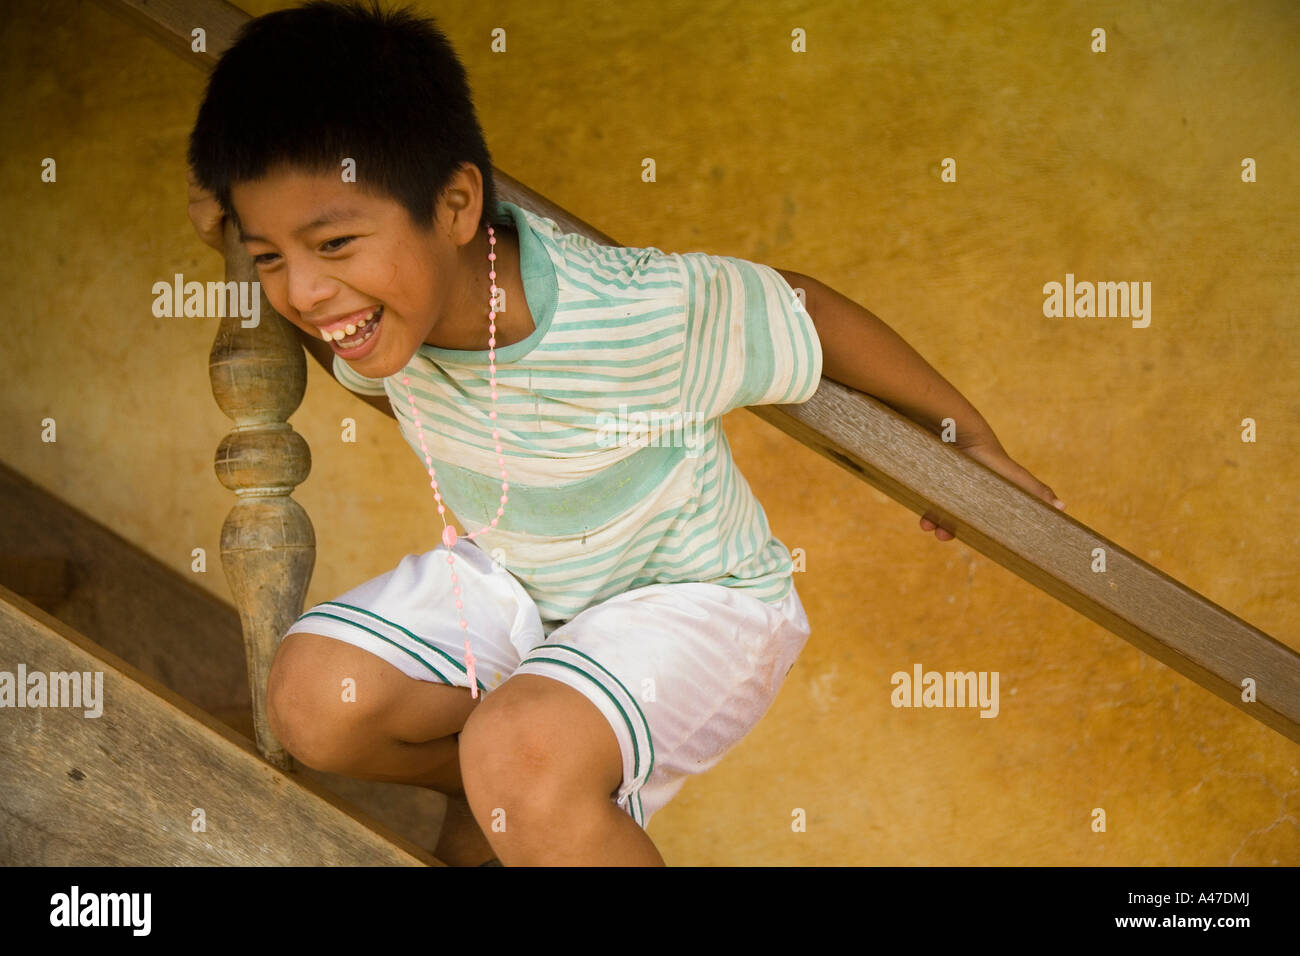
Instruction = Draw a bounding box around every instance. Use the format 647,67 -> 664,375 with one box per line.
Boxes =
458,676 -> 621,818
459,690 -> 545,780
459,710 -> 559,824
266,632 -> 386,772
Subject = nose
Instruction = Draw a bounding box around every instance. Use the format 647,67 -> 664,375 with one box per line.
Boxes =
282,257 -> 339,319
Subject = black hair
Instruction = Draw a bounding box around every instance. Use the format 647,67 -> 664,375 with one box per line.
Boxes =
187,0 -> 498,235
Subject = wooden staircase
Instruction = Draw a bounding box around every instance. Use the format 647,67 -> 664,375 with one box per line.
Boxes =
0,581 -> 435,865
0,461 -> 444,864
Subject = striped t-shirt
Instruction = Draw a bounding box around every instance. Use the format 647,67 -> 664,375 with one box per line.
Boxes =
334,199 -> 823,635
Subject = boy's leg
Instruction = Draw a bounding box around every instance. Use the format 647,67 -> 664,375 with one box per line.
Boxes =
458,674 -> 665,866
482,579 -> 812,864
269,540 -> 554,864
267,631 -> 496,865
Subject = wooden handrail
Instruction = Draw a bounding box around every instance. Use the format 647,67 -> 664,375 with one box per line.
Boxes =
96,0 -> 1300,752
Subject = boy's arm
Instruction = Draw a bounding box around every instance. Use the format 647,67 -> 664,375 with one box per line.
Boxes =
774,268 -> 995,447
297,326 -> 398,421
772,268 -> 1064,534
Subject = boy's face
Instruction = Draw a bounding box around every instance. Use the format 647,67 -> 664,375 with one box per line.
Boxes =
231,165 -> 468,377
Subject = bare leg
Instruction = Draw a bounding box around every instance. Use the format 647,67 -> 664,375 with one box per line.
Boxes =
268,633 -> 496,865
332,734 -> 497,866
486,791 -> 666,866
459,674 -> 666,866
434,789 -> 496,865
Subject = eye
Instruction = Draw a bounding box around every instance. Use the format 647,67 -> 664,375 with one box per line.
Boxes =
252,236 -> 351,265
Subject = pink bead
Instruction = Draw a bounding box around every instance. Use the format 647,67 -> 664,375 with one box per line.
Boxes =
442,524 -> 458,548
488,252 -> 496,260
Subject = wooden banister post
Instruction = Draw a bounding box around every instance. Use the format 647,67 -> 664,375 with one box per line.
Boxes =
209,221 -> 313,769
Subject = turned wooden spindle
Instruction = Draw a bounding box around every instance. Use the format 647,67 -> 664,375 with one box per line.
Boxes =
210,219 -> 314,770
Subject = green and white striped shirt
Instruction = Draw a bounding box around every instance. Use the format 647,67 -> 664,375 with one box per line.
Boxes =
334,200 -> 823,634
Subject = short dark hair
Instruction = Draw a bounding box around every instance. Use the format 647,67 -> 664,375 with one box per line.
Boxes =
188,0 -> 498,235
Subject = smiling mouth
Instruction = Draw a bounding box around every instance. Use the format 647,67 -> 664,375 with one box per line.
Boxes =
324,306 -> 384,350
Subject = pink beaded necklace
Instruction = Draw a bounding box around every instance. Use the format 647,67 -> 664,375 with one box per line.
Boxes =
399,223 -> 504,700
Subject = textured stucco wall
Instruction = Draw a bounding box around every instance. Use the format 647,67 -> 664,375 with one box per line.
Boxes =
1,0 -> 1296,864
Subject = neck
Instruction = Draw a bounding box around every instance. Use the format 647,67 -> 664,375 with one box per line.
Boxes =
433,220 -> 531,352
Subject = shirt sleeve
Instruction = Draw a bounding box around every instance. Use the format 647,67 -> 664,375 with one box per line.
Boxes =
677,252 -> 823,420
332,353 -> 389,396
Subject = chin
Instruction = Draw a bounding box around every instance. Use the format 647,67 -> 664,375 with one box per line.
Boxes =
373,345 -> 422,377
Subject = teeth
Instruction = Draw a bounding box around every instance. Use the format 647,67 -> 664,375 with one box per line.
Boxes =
334,323 -> 379,349
321,307 -> 381,341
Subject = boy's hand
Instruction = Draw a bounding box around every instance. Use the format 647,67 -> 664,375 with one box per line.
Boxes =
919,435 -> 1065,542
187,166 -> 227,252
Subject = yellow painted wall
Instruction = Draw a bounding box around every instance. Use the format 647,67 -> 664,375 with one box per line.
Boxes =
2,0 -> 1296,864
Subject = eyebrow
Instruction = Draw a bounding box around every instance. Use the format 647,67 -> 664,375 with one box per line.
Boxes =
239,206 -> 366,244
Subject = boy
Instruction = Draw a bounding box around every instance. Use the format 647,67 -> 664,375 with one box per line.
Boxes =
187,0 -> 1062,866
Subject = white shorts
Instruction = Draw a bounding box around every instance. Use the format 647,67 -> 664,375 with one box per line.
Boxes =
282,538 -> 811,829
